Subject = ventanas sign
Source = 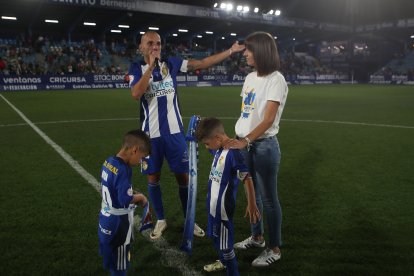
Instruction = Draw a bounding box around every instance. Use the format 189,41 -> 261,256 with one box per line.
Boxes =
0,74 -> 127,92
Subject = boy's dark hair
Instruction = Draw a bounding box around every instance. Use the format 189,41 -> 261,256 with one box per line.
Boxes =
195,117 -> 225,141
245,31 -> 280,76
122,129 -> 151,155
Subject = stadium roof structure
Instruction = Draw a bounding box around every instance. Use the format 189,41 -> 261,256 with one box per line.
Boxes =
0,0 -> 413,46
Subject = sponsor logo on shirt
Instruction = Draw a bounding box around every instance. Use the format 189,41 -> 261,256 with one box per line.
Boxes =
145,79 -> 175,100
209,168 -> 223,183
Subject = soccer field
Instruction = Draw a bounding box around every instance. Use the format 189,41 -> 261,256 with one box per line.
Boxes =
1,84 -> 413,275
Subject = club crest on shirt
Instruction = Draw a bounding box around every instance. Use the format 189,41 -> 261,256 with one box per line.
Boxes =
161,62 -> 169,79
182,149 -> 189,162
127,188 -> 133,196
128,75 -> 134,86
218,156 -> 224,165
141,160 -> 148,171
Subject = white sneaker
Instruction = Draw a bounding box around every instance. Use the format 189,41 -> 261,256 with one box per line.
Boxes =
251,248 -> 281,267
203,260 -> 226,272
150,220 -> 167,240
193,223 -> 205,237
234,236 -> 265,250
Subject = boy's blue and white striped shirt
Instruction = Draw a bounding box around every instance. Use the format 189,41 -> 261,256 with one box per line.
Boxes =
207,148 -> 249,221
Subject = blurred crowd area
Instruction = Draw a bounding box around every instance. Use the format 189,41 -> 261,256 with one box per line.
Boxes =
0,35 -> 134,76
1,35 -> 412,80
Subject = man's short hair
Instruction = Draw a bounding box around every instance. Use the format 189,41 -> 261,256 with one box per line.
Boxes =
122,129 -> 151,155
195,117 -> 225,141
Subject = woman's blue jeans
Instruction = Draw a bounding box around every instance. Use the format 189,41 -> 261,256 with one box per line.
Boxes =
240,136 -> 282,248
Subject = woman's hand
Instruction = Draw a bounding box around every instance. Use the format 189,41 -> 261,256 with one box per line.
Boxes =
223,138 -> 247,149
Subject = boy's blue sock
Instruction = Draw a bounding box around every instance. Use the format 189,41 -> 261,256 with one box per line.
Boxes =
222,249 -> 239,276
178,185 -> 188,217
148,181 -> 164,220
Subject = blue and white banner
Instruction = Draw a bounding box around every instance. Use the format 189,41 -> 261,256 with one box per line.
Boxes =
369,74 -> 414,85
0,73 -> 372,92
0,74 -> 129,91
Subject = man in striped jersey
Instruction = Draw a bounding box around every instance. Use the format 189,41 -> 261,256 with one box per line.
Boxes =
128,31 -> 245,240
195,117 -> 260,275
98,130 -> 151,276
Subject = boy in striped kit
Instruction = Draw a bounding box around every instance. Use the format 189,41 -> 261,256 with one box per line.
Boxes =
195,117 -> 260,275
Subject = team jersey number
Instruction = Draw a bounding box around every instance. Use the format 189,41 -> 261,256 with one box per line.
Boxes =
101,185 -> 113,217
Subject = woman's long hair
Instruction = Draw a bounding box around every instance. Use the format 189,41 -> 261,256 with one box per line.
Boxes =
245,31 -> 281,76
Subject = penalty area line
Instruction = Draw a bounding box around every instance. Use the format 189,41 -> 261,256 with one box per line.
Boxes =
0,94 -> 201,276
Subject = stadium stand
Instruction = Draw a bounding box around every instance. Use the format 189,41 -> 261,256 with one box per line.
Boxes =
0,0 -> 413,87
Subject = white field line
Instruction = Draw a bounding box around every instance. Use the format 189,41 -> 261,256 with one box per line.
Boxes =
282,118 -> 414,129
1,116 -> 414,129
0,94 -> 201,276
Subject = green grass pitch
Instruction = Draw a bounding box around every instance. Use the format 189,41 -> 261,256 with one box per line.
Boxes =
0,84 -> 413,275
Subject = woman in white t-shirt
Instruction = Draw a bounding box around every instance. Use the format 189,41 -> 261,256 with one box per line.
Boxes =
226,31 -> 288,267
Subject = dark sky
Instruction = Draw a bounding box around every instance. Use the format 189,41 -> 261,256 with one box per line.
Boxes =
167,0 -> 414,25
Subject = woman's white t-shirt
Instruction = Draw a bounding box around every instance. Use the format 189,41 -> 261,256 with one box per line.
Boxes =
235,70 -> 288,139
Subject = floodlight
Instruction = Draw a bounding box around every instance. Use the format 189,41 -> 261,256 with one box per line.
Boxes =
227,4 -> 233,11
140,31 -> 145,34
275,9 -> 281,16
1,16 -> 17,20
214,3 -> 218,8
45,19 -> 58,23
269,10 -> 274,15
111,30 -> 121,33
243,6 -> 249,12
411,35 -> 414,38
197,35 -> 203,38
222,37 -> 225,40
118,25 -> 129,28
84,22 -> 96,26
254,7 -> 259,13
220,3 -> 227,9
148,27 -> 159,30
178,29 -> 188,32
230,33 -> 237,36
173,33 -> 178,37
205,31 -> 214,34
237,5 -> 243,11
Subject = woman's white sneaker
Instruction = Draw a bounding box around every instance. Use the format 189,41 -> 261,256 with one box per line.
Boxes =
234,236 -> 265,250
251,248 -> 281,267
